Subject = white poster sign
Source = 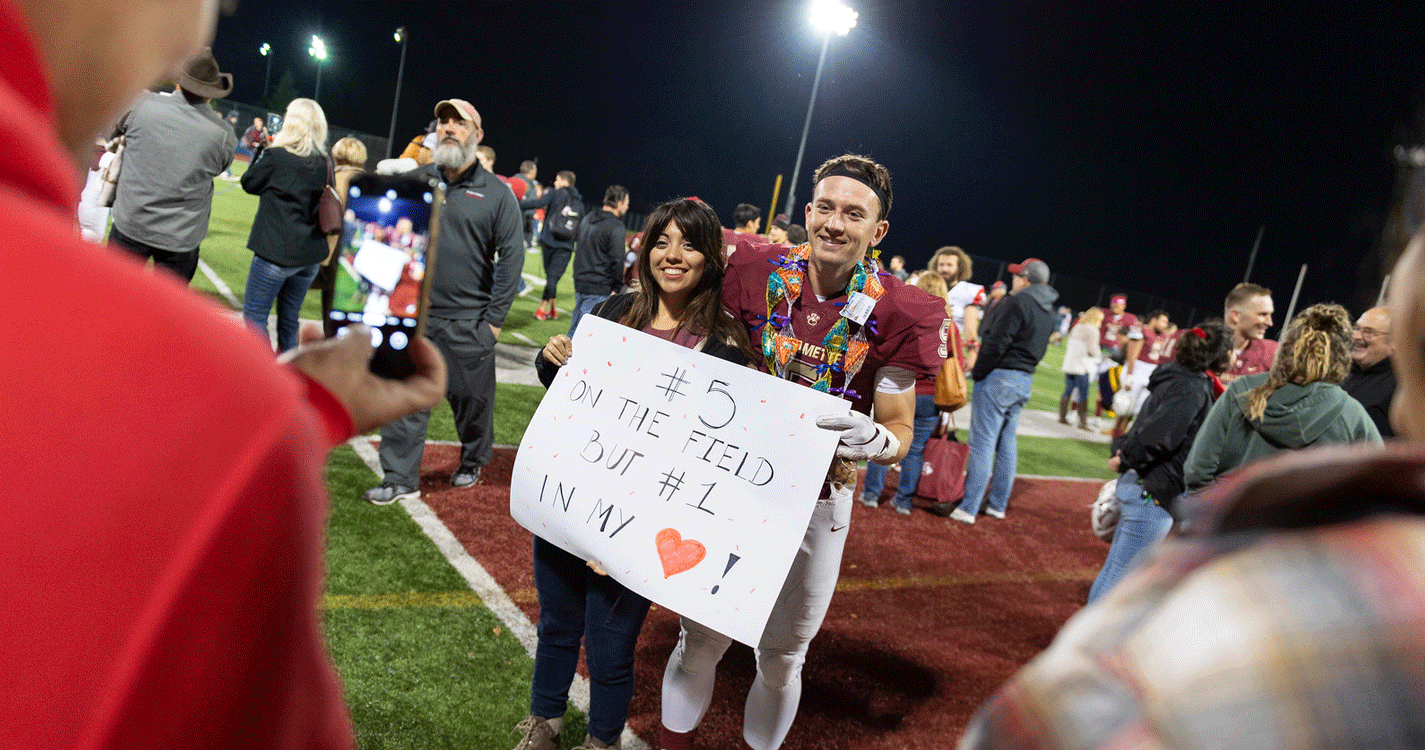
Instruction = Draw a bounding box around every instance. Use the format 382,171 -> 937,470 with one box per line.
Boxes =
510,314 -> 845,646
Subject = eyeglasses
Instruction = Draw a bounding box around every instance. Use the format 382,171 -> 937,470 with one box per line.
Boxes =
1352,325 -> 1390,339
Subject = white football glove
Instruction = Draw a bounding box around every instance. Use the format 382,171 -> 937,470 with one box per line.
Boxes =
816,411 -> 901,462
1090,478 -> 1121,542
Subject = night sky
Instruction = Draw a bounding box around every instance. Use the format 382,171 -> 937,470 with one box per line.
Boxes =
212,1 -> 1425,323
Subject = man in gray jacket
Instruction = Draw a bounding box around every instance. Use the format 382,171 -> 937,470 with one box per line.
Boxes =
365,98 -> 525,504
932,257 -> 1058,523
108,48 -> 236,281
568,184 -> 629,334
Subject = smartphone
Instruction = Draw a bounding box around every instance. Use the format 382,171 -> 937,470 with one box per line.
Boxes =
328,172 -> 444,379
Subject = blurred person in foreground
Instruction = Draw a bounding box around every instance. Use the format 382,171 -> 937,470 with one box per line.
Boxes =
1342,306 -> 1396,438
0,0 -> 446,747
1184,303 -> 1381,492
1087,320 -> 1231,603
956,246 -> 1425,750
240,97 -> 331,352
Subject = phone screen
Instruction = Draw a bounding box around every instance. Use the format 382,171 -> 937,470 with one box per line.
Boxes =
330,172 -> 443,379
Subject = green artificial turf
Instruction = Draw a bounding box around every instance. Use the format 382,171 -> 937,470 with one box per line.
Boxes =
321,445 -> 589,748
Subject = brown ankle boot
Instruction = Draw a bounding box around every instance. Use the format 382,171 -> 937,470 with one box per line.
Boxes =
1076,399 -> 1089,429
1058,395 -> 1071,424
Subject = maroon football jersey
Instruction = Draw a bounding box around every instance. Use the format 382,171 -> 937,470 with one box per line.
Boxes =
1100,312 -> 1140,350
722,243 -> 949,415
1138,327 -> 1179,366
1227,337 -> 1279,380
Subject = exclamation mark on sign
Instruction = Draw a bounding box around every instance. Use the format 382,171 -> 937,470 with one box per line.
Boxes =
710,554 -> 741,594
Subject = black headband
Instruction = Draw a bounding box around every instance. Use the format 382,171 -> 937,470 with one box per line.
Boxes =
818,164 -> 889,220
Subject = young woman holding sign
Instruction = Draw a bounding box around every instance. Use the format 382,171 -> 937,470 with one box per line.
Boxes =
518,198 -> 755,750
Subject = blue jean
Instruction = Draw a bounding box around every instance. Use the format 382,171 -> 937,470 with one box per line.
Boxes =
531,537 -> 651,745
568,292 -> 610,336
1061,373 -> 1090,401
885,394 -> 941,510
861,396 -> 938,510
862,462 -> 888,503
242,256 -> 319,352
1087,470 -> 1174,602
1088,476 -> 1168,604
960,369 -> 1033,516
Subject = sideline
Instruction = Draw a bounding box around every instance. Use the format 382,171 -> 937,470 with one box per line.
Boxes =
197,258 -> 241,308
348,437 -> 651,750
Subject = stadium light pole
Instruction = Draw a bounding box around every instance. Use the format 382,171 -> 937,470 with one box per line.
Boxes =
308,35 -> 327,103
259,43 -> 272,103
385,27 -> 408,160
785,0 -> 857,218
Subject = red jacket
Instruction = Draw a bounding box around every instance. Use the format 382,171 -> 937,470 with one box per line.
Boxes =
0,1 -> 356,746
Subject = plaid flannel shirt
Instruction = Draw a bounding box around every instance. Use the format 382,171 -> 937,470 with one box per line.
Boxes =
960,443 -> 1425,750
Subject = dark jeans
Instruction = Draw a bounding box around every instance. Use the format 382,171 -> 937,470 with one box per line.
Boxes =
108,225 -> 198,282
531,537 -> 651,745
377,316 -> 497,487
541,246 -> 573,301
242,255 -> 319,352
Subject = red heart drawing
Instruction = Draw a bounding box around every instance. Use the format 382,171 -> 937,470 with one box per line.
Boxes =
655,528 -> 705,579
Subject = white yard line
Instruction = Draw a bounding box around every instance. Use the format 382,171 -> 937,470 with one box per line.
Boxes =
197,258 -> 241,309
347,436 -> 649,750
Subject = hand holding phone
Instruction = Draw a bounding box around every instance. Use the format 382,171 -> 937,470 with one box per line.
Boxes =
282,323 -> 447,435
327,172 -> 444,379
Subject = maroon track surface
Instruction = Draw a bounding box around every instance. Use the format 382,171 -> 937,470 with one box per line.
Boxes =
406,443 -> 1107,749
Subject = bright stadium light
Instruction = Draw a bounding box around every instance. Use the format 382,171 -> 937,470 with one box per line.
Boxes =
258,43 -> 273,101
786,1 -> 857,216
387,27 -> 409,159
308,35 -> 328,102
809,0 -> 857,36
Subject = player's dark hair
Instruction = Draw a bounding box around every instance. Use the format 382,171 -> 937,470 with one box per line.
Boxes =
603,185 -> 628,208
785,224 -> 807,245
557,170 -> 576,187
624,199 -> 757,362
811,154 -> 893,221
1148,309 -> 1169,323
732,202 -> 760,229
1175,319 -> 1232,374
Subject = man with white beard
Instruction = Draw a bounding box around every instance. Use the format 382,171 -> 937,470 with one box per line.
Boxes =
365,98 -> 526,504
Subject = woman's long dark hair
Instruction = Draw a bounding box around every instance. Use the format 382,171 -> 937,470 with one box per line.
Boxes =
621,199 -> 756,361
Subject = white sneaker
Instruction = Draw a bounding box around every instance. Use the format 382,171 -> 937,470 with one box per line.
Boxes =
950,507 -> 976,525
985,508 -> 1006,519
